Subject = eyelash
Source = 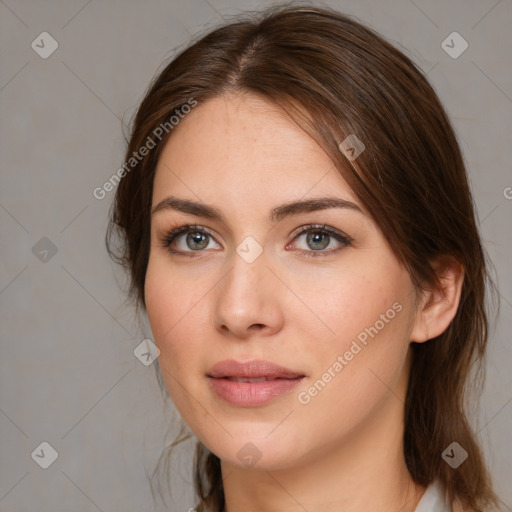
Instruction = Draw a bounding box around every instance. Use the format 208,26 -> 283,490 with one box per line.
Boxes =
159,223 -> 352,259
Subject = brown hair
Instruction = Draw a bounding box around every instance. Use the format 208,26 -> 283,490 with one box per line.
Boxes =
106,4 -> 500,511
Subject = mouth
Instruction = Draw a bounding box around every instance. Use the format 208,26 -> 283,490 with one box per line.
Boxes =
207,359 -> 305,380
206,359 -> 306,407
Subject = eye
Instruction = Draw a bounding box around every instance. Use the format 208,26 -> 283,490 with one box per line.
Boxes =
159,223 -> 352,259
287,224 -> 352,258
159,224 -> 221,257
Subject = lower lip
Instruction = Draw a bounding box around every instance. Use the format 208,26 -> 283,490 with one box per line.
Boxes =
207,377 -> 305,406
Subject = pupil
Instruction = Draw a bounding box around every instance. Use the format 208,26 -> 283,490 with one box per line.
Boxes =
187,232 -> 208,250
308,231 -> 329,250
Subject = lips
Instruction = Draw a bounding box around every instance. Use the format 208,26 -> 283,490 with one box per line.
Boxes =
207,359 -> 306,407
207,359 -> 305,380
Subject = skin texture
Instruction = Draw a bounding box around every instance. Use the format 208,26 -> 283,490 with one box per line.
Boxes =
144,93 -> 464,512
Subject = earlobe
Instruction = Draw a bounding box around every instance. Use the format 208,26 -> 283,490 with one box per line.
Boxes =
410,256 -> 465,343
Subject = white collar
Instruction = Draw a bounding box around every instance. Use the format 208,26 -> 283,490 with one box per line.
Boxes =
414,480 -> 452,512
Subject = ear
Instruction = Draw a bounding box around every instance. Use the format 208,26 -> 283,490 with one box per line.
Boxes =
410,255 -> 465,343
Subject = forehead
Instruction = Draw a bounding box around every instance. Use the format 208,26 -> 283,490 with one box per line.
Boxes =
152,94 -> 360,210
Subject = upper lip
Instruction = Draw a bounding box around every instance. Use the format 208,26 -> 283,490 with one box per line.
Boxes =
207,359 -> 305,379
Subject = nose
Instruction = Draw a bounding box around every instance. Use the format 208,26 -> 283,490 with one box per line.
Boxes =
213,248 -> 285,340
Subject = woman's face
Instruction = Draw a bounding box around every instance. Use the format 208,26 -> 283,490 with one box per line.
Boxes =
145,93 -> 421,470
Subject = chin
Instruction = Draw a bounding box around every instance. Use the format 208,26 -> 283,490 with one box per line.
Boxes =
200,431 -> 308,472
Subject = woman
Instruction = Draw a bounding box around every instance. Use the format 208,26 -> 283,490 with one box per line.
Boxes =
107,4 -> 499,511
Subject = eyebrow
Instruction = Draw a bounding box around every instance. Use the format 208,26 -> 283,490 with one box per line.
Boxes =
151,195 -> 364,223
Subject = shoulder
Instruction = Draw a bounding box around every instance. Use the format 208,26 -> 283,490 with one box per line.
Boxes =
416,481 -> 475,512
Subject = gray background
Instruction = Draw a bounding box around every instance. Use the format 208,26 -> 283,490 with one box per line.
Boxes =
1,0 -> 511,511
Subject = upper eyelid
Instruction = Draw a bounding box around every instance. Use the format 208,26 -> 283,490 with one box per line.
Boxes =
160,224 -> 220,248
290,223 -> 350,239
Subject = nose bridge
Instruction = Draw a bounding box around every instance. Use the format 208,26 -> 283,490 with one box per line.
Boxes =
213,239 -> 282,336
221,242 -> 269,311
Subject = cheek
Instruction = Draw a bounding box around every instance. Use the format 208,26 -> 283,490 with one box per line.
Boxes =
145,259 -> 215,426
144,257 -> 207,372
291,312 -> 411,454
145,252 -> 205,337
290,262 -> 413,415
289,259 -> 405,349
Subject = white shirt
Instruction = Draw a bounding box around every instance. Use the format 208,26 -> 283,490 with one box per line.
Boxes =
414,480 -> 452,512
